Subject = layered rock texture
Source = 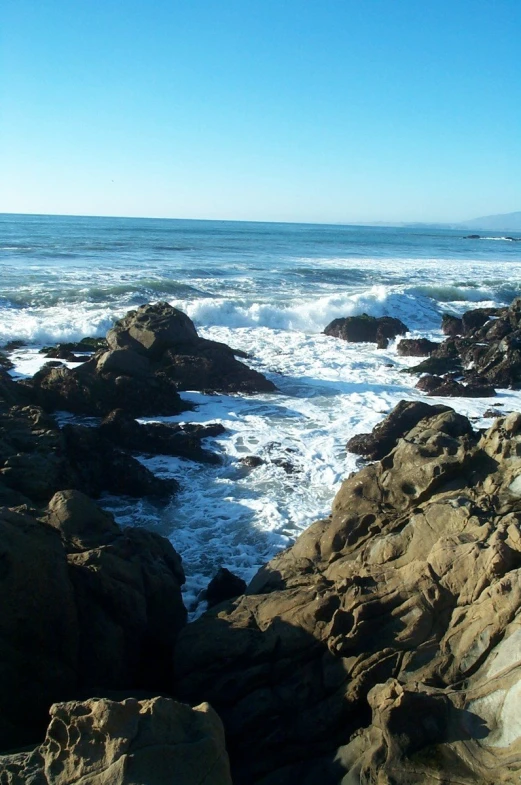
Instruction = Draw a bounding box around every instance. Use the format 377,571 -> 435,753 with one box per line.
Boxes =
1,697 -> 232,785
173,405 -> 521,784
25,302 -> 275,416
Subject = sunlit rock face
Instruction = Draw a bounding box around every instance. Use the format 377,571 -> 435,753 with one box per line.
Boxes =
174,406 -> 521,784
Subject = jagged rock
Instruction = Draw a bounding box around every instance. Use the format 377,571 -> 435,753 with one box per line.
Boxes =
173,406 -> 521,783
461,306 -> 498,334
324,314 -> 408,344
0,697 -> 232,784
346,399 -> 453,460
99,408 -> 225,464
396,338 -> 439,356
415,375 -> 496,398
206,568 -> 247,608
25,303 -> 275,416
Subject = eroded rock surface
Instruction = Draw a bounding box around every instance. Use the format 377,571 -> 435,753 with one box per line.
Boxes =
0,697 -> 232,785
324,314 -> 408,346
174,405 -> 521,784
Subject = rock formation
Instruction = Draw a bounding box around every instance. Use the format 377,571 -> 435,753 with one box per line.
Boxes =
405,297 -> 521,395
1,697 -> 232,785
24,302 -> 275,416
173,404 -> 521,784
324,314 -> 409,347
0,491 -> 186,750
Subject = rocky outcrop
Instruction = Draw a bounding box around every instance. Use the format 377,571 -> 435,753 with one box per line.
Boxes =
0,491 -> 186,750
396,338 -> 439,356
173,405 -> 521,784
324,314 -> 408,346
206,567 -> 247,609
409,298 -> 521,394
25,302 -> 275,416
0,697 -> 232,784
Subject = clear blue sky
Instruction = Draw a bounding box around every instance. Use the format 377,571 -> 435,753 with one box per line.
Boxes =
1,0 -> 520,223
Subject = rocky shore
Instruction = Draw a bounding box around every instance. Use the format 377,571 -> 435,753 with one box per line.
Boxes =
2,300 -> 521,783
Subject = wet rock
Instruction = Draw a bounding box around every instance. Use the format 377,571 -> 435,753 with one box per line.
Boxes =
401,355 -> 462,376
396,337 -> 439,356
0,697 -> 232,785
240,455 -> 265,468
461,306 -> 498,335
324,314 -> 408,344
441,313 -> 463,336
25,303 -> 275,416
99,408 -> 225,464
206,568 -> 248,608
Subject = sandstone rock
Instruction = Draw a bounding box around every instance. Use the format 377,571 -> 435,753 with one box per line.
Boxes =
0,697 -> 232,784
173,404 -> 521,783
324,314 -> 408,344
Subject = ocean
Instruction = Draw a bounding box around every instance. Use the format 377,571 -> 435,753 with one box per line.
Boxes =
2,212 -> 521,611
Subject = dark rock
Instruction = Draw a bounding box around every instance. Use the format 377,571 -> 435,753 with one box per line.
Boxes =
441,313 -> 463,336
401,355 -> 462,375
324,314 -> 408,344
240,455 -> 265,468
25,303 -> 275,415
461,307 -> 498,335
2,340 -> 26,351
396,338 -> 439,356
107,301 -> 199,358
62,424 -> 179,498
0,351 -> 14,370
346,399 -> 453,460
206,568 -> 247,608
99,408 -> 224,464
464,234 -> 481,238
0,507 -> 78,749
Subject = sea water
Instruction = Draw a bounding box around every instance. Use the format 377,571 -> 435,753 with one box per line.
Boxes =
2,213 -> 521,611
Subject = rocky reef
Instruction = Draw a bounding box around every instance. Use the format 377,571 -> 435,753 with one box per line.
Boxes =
2,302 -> 521,783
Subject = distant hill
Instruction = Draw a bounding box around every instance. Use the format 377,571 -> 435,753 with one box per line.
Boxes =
458,211 -> 521,232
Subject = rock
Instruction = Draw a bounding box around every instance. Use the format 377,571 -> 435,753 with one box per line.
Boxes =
40,337 -> 108,359
25,303 -> 275,416
0,507 -> 78,750
173,405 -> 521,783
240,455 -> 265,468
324,314 -> 408,344
0,697 -> 232,785
465,234 -> 481,238
415,375 -> 496,397
106,301 -> 199,357
401,355 -> 462,375
346,399 -> 453,460
206,568 -> 247,608
441,313 -> 463,336
396,338 -> 439,356
461,306 -> 498,335
0,352 -> 14,370
62,424 -> 179,498
99,408 -> 225,464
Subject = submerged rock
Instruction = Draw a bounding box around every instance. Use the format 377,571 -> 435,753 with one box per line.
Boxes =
0,697 -> 232,785
173,405 -> 521,784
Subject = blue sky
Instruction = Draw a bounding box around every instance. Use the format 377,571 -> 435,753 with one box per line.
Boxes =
1,0 -> 520,223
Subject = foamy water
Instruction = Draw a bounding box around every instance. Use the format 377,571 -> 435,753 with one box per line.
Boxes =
2,214 -> 521,612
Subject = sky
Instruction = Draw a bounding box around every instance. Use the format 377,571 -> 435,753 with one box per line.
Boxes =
1,0 -> 520,224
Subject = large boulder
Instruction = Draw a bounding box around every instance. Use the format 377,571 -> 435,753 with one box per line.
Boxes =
25,303 -> 275,416
0,697 -> 232,785
173,406 -> 521,784
324,314 -> 408,344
